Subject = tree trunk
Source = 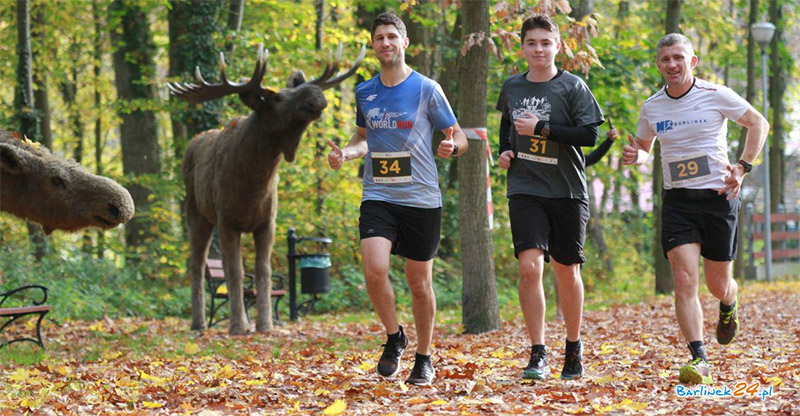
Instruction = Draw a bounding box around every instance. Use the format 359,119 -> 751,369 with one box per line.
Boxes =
15,0 -> 47,261
168,0 -> 224,161
458,0 -> 499,334
652,0 -> 682,295
93,1 -> 106,258
31,5 -> 51,151
734,0 -> 759,281
768,0 -> 785,210
569,0 -> 594,20
110,0 -> 161,250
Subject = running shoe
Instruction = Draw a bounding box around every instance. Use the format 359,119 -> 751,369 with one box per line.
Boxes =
523,347 -> 550,380
376,326 -> 408,377
405,355 -> 435,386
560,344 -> 583,380
716,296 -> 740,345
679,358 -> 713,384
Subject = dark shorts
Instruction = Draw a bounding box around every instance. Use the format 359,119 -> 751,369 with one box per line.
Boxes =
661,188 -> 741,261
359,200 -> 442,262
508,194 -> 589,265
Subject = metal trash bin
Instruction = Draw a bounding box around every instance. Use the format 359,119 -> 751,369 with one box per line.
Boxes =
298,254 -> 331,294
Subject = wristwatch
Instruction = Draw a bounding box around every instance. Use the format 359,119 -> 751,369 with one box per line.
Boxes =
541,122 -> 551,138
451,144 -> 459,157
737,159 -> 752,173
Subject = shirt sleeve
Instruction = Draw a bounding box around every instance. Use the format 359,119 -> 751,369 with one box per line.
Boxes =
717,86 -> 751,122
428,82 -> 457,131
636,103 -> 656,142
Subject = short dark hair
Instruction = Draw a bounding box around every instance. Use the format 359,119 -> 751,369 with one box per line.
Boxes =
371,12 -> 407,40
657,33 -> 695,57
520,14 -> 560,42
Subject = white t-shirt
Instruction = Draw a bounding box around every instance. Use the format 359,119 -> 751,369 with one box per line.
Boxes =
636,78 -> 751,190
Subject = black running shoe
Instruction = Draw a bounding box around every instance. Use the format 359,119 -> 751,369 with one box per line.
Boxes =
716,296 -> 740,345
405,354 -> 435,386
560,344 -> 583,380
376,326 -> 408,377
523,347 -> 549,380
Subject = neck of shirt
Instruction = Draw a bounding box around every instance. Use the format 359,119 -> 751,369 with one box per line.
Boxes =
380,64 -> 413,87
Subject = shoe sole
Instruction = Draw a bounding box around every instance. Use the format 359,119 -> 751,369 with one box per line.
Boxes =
523,369 -> 550,380
679,366 -> 712,385
560,373 -> 583,380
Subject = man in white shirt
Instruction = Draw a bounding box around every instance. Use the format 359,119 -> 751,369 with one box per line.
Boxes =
623,33 -> 768,385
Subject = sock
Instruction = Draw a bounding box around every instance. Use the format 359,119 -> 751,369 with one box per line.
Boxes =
387,325 -> 404,341
688,341 -> 707,361
531,344 -> 546,353
565,339 -> 581,352
720,299 -> 736,312
415,352 -> 431,362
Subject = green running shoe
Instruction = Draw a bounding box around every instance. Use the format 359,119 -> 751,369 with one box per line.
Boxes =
679,358 -> 712,385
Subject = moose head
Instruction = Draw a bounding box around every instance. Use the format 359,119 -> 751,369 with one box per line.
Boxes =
168,43 -> 365,162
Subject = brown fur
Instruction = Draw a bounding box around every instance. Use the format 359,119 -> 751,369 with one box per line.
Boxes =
177,45 -> 363,335
0,129 -> 134,234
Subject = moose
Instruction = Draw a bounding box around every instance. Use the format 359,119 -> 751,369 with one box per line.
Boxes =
0,129 -> 134,234
168,44 -> 364,334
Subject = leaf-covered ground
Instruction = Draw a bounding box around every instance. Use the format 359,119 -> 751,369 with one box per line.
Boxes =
1,281 -> 798,415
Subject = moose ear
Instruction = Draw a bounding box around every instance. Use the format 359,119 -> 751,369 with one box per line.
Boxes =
0,143 -> 29,175
287,70 -> 307,88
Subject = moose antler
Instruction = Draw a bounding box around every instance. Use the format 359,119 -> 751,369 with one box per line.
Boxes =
167,43 -> 271,103
307,43 -> 367,90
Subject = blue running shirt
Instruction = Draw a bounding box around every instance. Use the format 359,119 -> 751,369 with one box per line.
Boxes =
356,70 -> 457,209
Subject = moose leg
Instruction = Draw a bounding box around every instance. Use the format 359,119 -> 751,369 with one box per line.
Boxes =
187,211 -> 214,331
219,226 -> 252,335
253,225 -> 275,333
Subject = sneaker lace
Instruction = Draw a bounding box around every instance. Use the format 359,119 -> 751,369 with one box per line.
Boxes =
380,340 -> 403,360
721,309 -> 734,325
528,350 -> 546,367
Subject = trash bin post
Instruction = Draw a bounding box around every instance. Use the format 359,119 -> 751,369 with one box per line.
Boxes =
287,227 -> 299,321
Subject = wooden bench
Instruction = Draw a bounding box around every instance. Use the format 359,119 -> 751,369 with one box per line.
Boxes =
0,285 -> 52,349
205,259 -> 287,327
746,209 -> 800,279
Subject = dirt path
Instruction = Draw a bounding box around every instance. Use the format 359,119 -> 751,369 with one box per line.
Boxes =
1,281 -> 798,415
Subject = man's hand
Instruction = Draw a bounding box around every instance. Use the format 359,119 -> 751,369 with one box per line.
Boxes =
719,163 -> 746,200
606,126 -> 618,141
437,126 -> 456,158
327,139 -> 345,170
513,111 -> 539,136
622,134 -> 640,165
498,150 -> 515,170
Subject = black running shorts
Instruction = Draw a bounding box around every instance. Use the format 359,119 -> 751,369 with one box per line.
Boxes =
359,200 -> 442,261
661,188 -> 741,261
508,194 -> 589,265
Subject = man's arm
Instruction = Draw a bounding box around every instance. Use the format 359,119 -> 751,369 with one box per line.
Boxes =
437,122 -> 468,158
621,134 -> 654,166
718,108 -> 769,199
327,127 -> 368,170
734,108 -> 768,166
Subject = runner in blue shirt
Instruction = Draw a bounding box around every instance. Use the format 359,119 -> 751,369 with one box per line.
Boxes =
326,12 -> 467,386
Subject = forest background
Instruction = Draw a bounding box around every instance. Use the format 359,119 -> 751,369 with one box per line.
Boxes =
1,0 -> 798,324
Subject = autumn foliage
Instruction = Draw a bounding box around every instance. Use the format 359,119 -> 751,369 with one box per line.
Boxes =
1,281 -> 797,415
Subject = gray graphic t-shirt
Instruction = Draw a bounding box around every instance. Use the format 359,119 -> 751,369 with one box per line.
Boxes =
496,71 -> 603,199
